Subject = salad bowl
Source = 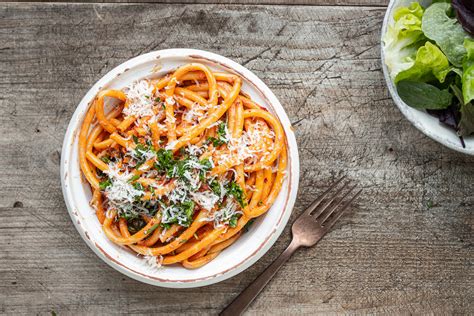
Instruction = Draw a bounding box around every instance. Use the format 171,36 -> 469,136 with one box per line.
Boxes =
381,0 -> 474,154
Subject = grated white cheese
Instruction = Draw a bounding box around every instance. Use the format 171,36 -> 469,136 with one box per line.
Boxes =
203,200 -> 242,228
123,80 -> 156,118
183,103 -> 207,123
186,144 -> 203,156
191,190 -> 220,211
161,203 -> 190,226
219,121 -> 275,166
144,255 -> 163,271
104,163 -> 143,208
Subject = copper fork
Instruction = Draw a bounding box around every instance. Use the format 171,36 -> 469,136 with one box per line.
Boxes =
220,176 -> 362,316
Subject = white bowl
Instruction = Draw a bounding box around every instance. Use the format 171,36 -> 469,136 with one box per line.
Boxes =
60,49 -> 299,288
381,0 -> 474,154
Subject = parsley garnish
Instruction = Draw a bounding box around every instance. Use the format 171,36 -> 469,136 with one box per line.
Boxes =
209,180 -> 221,196
207,122 -> 228,147
99,178 -> 112,190
128,174 -> 140,183
144,223 -> 159,235
132,182 -> 144,191
101,156 -> 111,164
161,200 -> 195,227
154,149 -> 175,175
226,181 -> 246,208
229,214 -> 239,228
160,222 -> 171,229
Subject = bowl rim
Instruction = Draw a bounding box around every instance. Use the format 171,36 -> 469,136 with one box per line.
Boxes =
381,0 -> 474,155
60,48 -> 300,288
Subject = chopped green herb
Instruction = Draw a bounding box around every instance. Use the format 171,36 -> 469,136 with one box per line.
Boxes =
160,222 -> 171,229
154,149 -> 175,175
154,97 -> 161,102
179,239 -> 188,244
132,182 -> 144,191
145,223 -> 159,235
209,180 -> 221,196
101,156 -> 111,164
181,200 -> 195,225
128,174 -> 140,183
226,181 -> 246,208
229,214 -> 239,228
132,135 -> 139,144
207,122 -> 228,147
99,178 -> 112,190
200,158 -> 213,171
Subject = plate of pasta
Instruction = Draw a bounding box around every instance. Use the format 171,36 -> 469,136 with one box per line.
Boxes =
61,49 -> 299,288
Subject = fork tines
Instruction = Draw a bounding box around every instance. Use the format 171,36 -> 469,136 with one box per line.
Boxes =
305,176 -> 362,229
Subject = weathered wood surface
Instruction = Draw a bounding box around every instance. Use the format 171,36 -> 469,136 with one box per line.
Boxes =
0,2 -> 473,315
3,0 -> 390,7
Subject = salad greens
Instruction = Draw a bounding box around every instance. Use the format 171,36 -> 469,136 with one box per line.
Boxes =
422,2 -> 467,67
383,1 -> 474,145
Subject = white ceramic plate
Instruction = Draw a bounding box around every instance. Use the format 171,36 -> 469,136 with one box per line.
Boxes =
381,0 -> 474,154
60,49 -> 299,288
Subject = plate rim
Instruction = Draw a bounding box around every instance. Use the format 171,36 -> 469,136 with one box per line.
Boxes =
60,48 -> 300,288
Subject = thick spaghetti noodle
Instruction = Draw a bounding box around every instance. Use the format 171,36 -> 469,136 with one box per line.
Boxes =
79,63 -> 287,269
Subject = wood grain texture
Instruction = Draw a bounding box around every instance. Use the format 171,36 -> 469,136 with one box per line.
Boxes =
2,0 -> 390,7
0,2 -> 473,315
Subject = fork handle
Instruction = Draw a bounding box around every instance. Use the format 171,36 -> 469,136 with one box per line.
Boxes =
220,240 -> 300,316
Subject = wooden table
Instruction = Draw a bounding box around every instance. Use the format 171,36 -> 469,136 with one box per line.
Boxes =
1,0 -> 473,314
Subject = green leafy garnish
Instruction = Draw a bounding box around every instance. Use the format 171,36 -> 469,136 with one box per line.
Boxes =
128,174 -> 140,183
100,156 -> 111,164
207,122 -> 228,147
132,182 -> 144,192
99,178 -> 112,190
132,135 -> 139,144
160,222 -> 171,229
209,180 -> 221,196
229,214 -> 239,228
154,149 -> 175,175
226,181 -> 246,208
144,224 -> 159,235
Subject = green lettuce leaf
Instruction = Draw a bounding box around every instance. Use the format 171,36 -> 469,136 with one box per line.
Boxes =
395,42 -> 452,83
421,2 -> 471,67
397,80 -> 452,110
462,38 -> 474,104
383,2 -> 426,79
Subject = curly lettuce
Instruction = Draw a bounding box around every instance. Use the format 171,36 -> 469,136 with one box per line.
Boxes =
383,2 -> 426,79
395,41 -> 452,83
462,38 -> 474,104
